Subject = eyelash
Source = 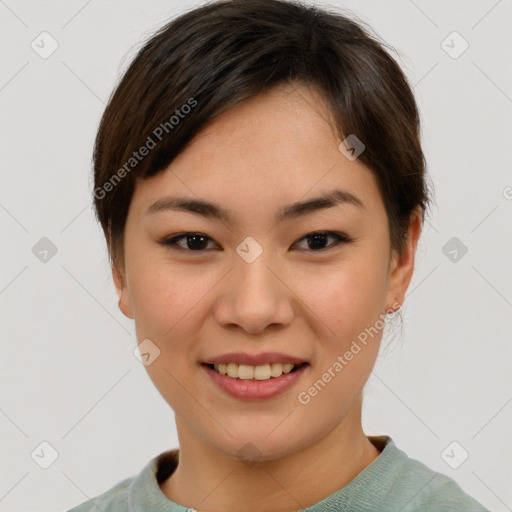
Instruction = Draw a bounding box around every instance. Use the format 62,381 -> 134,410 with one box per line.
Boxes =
158,231 -> 353,253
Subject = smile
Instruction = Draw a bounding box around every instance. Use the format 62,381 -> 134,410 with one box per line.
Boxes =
208,362 -> 307,380
201,362 -> 310,400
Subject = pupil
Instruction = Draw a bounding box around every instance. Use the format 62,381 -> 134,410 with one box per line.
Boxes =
188,234 -> 207,250
308,233 -> 327,250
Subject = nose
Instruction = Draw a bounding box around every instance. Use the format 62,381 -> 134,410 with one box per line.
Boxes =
213,253 -> 295,334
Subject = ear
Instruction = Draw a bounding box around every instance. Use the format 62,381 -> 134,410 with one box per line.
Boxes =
385,208 -> 422,313
112,264 -> 134,319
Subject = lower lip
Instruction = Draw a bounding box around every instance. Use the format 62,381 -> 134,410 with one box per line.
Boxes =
201,363 -> 309,400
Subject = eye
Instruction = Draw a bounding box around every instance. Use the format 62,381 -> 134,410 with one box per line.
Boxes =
293,231 -> 352,252
159,230 -> 352,254
159,232 -> 220,252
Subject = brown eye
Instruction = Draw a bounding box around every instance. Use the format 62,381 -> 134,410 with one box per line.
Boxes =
294,231 -> 352,251
160,233 -> 219,251
159,231 -> 352,254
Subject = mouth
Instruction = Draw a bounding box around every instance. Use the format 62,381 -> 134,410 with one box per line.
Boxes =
201,361 -> 310,400
202,362 -> 309,380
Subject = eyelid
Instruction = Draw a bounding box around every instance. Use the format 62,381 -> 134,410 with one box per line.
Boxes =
159,232 -> 220,252
159,230 -> 353,253
292,231 -> 353,251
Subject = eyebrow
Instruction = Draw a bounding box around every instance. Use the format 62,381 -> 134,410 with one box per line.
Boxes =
145,189 -> 364,223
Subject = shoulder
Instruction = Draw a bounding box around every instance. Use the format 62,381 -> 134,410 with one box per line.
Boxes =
382,439 -> 489,511
64,449 -> 179,512
65,476 -> 133,512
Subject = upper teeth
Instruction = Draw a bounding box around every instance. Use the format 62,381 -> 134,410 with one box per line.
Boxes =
213,363 -> 296,380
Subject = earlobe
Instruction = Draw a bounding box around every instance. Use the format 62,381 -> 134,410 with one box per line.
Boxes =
112,265 -> 134,319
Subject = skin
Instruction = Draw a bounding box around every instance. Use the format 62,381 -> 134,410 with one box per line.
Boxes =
113,82 -> 422,512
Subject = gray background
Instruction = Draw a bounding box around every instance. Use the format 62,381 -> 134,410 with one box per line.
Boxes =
1,1 -> 511,511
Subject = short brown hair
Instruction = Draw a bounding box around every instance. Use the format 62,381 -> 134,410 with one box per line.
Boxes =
93,0 -> 429,269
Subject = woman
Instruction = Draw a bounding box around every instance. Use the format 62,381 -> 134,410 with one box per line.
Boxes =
69,0 -> 488,510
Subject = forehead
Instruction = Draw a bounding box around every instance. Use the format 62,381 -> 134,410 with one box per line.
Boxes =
128,83 -> 384,223
187,83 -> 338,164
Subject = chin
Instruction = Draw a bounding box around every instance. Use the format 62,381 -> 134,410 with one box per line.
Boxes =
207,427 -> 306,465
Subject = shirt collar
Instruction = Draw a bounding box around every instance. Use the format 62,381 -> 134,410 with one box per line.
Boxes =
128,436 -> 397,511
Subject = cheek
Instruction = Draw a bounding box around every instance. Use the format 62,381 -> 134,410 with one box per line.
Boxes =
299,253 -> 389,339
295,249 -> 389,401
128,258 -> 220,339
127,262 -> 217,409
293,264 -> 386,423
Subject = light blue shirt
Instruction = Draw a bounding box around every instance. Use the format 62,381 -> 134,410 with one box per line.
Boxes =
67,436 -> 488,511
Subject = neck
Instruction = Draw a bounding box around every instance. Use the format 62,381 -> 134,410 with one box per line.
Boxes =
160,401 -> 381,511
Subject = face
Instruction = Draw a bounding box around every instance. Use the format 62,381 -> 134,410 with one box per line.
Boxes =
114,83 -> 419,462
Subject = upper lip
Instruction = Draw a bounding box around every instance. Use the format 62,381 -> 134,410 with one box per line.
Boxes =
202,352 -> 308,366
